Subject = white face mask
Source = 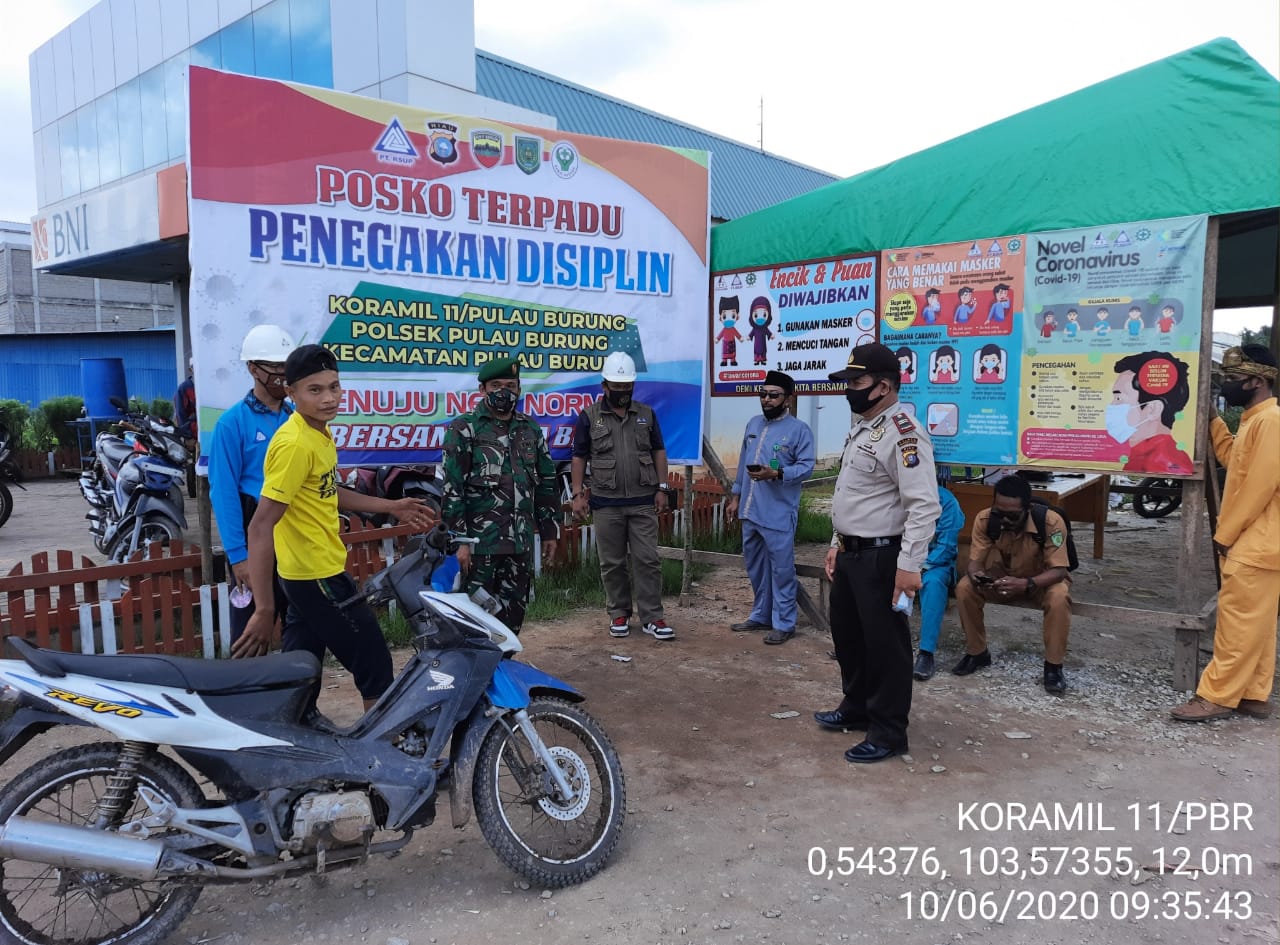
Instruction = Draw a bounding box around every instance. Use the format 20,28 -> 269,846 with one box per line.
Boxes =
1105,403 -> 1137,443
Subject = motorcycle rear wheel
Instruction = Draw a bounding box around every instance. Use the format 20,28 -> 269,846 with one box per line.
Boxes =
473,697 -> 626,888
0,742 -> 204,945
0,481 -> 11,529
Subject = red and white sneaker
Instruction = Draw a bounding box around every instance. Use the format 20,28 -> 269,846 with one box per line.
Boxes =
642,620 -> 675,641
608,617 -> 630,638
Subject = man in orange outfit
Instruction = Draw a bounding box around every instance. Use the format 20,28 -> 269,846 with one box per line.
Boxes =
1171,345 -> 1279,721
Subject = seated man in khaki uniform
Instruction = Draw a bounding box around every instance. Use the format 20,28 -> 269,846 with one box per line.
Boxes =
951,475 -> 1073,694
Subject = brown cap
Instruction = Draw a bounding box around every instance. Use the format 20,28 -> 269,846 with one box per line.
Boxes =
829,342 -> 898,382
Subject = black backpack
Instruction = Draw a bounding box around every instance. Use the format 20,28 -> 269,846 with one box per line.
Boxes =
986,499 -> 1079,571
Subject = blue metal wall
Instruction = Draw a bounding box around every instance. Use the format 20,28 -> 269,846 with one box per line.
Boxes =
0,331 -> 177,409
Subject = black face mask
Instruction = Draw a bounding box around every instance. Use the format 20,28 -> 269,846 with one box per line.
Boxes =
762,402 -> 788,420
486,388 -> 518,413
1220,378 -> 1253,407
993,509 -> 1026,532
607,390 -> 632,409
845,385 -> 884,416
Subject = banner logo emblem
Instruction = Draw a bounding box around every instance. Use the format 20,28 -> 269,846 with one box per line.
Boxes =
372,117 -> 417,166
552,140 -> 579,179
427,121 -> 459,165
515,135 -> 542,174
470,130 -> 503,169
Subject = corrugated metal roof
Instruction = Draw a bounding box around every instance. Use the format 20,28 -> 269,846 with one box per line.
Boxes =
475,51 -> 838,221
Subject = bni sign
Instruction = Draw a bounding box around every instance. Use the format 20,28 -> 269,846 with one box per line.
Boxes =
30,175 -> 159,269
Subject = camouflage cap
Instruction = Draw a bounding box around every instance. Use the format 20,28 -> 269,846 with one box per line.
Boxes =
478,356 -> 521,383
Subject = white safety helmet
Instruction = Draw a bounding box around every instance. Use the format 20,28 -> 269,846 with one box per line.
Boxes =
240,324 -> 297,362
601,352 -> 637,383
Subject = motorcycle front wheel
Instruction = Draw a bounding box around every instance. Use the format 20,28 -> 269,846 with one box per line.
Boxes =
0,742 -> 204,945
474,697 -> 626,887
108,513 -> 183,562
0,481 -> 11,529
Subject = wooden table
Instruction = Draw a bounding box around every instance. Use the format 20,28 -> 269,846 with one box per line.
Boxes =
947,473 -> 1110,559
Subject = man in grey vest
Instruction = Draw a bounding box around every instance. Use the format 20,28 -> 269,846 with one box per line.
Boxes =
570,352 -> 676,640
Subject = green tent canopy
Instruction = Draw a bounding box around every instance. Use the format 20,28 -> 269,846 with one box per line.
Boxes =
711,37 -> 1279,307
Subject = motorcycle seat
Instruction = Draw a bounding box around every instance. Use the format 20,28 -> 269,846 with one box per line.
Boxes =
98,438 -> 138,468
5,636 -> 320,695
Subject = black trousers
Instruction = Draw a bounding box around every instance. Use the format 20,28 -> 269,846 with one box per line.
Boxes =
280,573 -> 394,707
228,566 -> 289,646
829,545 -> 912,749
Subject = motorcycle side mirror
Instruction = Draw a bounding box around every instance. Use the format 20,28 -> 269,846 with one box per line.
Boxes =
109,395 -> 128,411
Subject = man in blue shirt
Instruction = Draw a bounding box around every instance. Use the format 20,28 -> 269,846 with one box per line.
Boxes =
726,371 -> 816,644
912,483 -> 965,680
208,324 -> 297,647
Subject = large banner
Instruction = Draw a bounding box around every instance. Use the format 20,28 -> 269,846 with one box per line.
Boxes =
709,256 -> 877,395
188,68 -> 710,464
1018,216 -> 1206,474
879,236 -> 1026,465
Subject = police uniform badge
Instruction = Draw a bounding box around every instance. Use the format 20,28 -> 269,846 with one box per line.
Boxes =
900,444 -> 920,468
892,412 -> 915,435
869,415 -> 887,441
427,121 -> 459,165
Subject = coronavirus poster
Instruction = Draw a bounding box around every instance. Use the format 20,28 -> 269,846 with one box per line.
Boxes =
878,236 -> 1027,465
709,256 -> 878,395
1018,216 -> 1206,474
187,67 -> 710,463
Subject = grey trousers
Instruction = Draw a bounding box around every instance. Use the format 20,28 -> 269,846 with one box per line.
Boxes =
593,503 -> 664,624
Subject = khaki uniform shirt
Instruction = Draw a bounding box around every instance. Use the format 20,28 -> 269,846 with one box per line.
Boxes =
830,406 -> 941,572
968,507 -> 1072,576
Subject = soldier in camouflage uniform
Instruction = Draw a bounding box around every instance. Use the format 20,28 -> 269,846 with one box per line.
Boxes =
441,357 -> 560,634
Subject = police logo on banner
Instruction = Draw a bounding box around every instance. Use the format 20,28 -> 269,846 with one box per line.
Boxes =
372,117 -> 417,166
470,129 -> 503,169
427,121 -> 459,165
515,135 -> 542,174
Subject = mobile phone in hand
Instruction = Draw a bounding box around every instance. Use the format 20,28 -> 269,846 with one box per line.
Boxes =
747,464 -> 763,472
973,573 -> 995,586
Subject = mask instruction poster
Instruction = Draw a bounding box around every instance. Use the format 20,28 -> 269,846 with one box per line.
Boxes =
709,256 -> 878,395
1018,216 -> 1206,474
878,236 -> 1026,465
187,67 -> 710,464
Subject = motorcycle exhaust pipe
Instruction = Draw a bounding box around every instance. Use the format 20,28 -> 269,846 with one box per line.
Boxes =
0,816 -> 163,881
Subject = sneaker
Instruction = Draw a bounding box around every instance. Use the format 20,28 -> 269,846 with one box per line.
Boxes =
608,617 -> 630,638
642,619 -> 675,641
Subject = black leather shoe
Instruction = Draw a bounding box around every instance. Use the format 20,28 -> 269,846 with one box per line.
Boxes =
951,650 -> 992,676
1043,662 -> 1067,695
814,709 -> 867,731
730,620 -> 771,632
844,740 -> 908,764
763,629 -> 794,645
912,650 -> 935,681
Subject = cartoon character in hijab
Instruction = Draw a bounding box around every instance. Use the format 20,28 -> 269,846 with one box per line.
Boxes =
748,296 -> 774,366
975,343 -> 1005,384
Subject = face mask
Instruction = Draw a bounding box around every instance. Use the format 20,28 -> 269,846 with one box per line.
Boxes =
845,385 -> 884,416
1220,378 -> 1253,407
1105,403 -> 1137,443
993,510 -> 1025,532
722,318 -> 736,329
486,388 -> 518,413
762,402 -> 787,420
607,390 -> 632,409
753,313 -> 768,325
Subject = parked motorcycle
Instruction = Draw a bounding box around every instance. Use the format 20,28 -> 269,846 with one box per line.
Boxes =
342,463 -> 442,525
78,397 -> 187,562
0,423 -> 27,530
0,524 -> 626,945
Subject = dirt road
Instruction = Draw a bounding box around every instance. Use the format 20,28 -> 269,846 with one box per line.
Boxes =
1,481 -> 1277,945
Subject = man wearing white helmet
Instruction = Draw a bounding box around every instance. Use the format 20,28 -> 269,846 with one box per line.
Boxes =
569,352 -> 675,640
208,324 -> 298,646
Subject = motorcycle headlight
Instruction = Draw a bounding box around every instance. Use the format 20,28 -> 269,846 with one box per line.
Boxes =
166,440 -> 188,464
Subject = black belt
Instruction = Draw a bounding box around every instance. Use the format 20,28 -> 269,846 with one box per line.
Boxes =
838,534 -> 901,553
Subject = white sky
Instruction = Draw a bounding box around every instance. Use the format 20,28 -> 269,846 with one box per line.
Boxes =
2,0 -> 1276,333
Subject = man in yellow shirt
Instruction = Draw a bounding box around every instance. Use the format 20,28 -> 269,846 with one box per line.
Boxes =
236,345 -> 433,714
1172,345 -> 1279,721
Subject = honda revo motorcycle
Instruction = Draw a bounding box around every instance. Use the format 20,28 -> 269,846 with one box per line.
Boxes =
0,423 -> 24,530
0,525 -> 626,945
79,397 -> 187,562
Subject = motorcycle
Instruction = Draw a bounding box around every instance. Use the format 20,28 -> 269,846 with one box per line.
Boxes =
0,524 -> 626,945
0,424 -> 26,530
78,397 -> 187,562
342,463 -> 442,526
